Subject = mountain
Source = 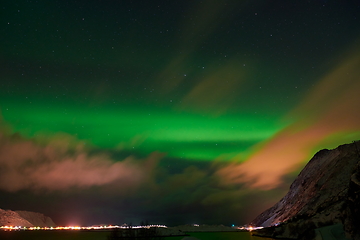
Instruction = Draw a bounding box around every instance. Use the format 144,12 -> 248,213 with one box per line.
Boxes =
15,210 -> 56,227
251,141 -> 360,240
0,209 -> 56,227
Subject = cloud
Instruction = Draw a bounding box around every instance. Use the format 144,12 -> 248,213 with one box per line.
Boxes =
135,163 -> 287,225
153,1 -> 243,95
176,61 -> 246,116
0,130 -> 160,192
217,46 -> 360,189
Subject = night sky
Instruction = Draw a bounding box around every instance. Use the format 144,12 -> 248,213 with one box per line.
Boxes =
1,0 -> 360,227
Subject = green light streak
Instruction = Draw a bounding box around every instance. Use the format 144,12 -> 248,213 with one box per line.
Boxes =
1,99 -> 286,161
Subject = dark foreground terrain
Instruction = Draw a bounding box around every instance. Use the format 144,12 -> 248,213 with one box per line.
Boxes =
0,230 -> 273,240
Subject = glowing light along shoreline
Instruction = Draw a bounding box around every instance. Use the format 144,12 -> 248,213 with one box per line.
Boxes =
0,224 -> 167,231
0,224 -> 261,232
236,226 -> 264,231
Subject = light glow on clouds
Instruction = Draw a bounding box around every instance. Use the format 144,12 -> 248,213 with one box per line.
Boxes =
217,48 -> 360,189
0,131 -> 159,191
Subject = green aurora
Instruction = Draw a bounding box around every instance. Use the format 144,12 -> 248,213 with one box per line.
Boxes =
1,98 -> 284,161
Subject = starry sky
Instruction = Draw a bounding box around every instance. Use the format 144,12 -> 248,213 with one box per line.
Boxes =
1,0 -> 360,226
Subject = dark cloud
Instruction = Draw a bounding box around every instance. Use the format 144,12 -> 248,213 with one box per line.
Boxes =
123,163 -> 289,226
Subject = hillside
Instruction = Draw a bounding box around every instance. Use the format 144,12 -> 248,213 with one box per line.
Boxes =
251,141 -> 360,240
0,209 -> 56,227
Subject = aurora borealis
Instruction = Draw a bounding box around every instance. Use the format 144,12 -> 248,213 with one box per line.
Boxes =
1,0 -> 360,226
2,100 -> 282,161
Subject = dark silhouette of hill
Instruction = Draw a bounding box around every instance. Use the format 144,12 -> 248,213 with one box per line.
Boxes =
251,141 -> 360,240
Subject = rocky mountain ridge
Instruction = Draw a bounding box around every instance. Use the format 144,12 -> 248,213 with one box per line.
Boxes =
0,209 -> 56,227
251,141 -> 360,240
